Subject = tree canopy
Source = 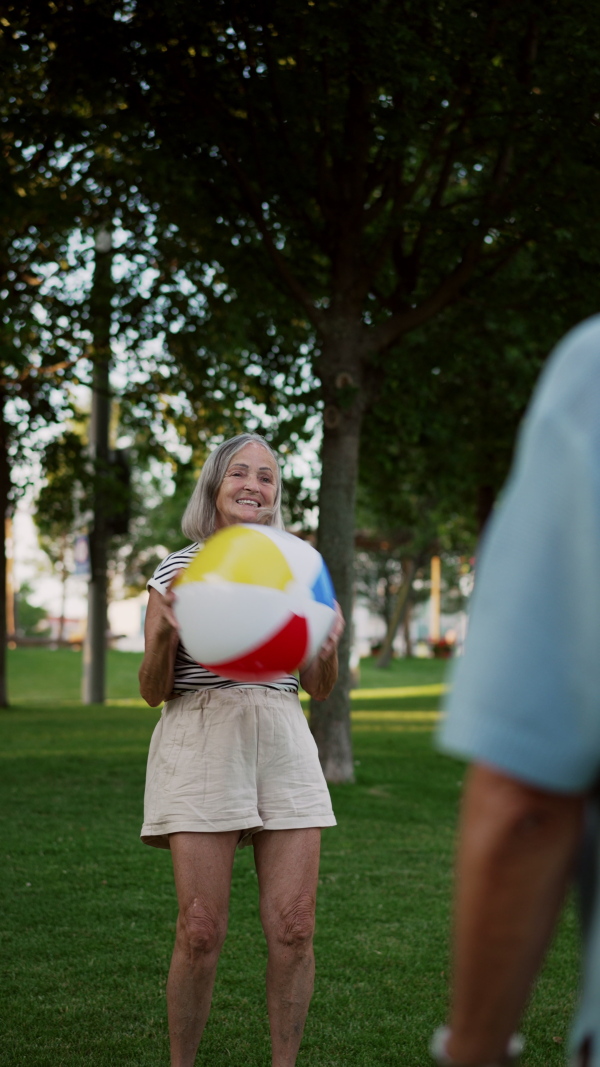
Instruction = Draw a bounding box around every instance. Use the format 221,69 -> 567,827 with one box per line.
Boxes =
3,2 -> 600,773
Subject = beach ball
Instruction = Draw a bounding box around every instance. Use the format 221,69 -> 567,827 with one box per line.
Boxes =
173,524 -> 337,681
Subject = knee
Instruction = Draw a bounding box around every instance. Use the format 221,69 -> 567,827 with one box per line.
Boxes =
270,893 -> 316,951
179,898 -> 226,960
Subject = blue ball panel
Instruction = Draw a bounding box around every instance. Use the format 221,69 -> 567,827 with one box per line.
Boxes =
310,561 -> 336,609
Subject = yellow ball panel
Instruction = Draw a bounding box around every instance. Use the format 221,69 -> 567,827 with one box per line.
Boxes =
174,524 -> 294,591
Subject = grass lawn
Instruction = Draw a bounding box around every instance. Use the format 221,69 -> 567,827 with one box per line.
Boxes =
0,652 -> 578,1066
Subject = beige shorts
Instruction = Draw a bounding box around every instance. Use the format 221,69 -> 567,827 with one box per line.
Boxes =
141,687 -> 336,849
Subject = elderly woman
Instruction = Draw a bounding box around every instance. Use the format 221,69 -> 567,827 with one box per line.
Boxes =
139,432 -> 342,1067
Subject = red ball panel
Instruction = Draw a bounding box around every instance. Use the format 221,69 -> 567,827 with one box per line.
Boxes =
204,612 -> 309,681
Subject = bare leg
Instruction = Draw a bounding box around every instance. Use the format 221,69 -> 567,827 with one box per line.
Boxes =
167,830 -> 239,1067
254,828 -> 321,1067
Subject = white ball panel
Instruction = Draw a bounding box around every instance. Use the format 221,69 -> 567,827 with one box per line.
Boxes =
174,582 -> 292,664
239,524 -> 321,586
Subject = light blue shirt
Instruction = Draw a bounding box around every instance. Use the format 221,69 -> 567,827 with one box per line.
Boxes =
439,315 -> 600,1064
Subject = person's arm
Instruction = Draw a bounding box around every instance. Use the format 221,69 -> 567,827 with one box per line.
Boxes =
299,601 -> 344,701
138,585 -> 180,707
438,763 -> 585,1066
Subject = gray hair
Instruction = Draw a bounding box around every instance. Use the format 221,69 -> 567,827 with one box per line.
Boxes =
181,433 -> 284,541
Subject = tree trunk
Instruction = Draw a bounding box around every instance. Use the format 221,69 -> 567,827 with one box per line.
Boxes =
82,226 -> 113,704
57,537 -> 68,644
5,513 -> 15,640
376,557 -> 417,669
310,345 -> 366,783
403,601 -> 413,658
0,392 -> 10,706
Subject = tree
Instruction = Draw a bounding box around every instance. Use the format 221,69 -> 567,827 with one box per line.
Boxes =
17,0 -> 600,774
355,456 -> 476,668
2,14 -> 269,699
34,427 -> 88,642
361,238 -> 600,543
14,581 -> 50,639
0,28 -> 88,701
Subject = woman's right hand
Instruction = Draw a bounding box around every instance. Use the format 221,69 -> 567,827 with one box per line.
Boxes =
155,576 -> 181,636
139,578 -> 182,707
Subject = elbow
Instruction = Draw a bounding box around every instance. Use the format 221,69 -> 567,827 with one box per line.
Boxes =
306,679 -> 336,702
138,669 -> 167,708
300,655 -> 338,701
303,685 -> 324,702
141,690 -> 163,708
139,683 -> 162,708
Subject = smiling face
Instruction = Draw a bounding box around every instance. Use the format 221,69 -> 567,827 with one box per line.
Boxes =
214,442 -> 279,529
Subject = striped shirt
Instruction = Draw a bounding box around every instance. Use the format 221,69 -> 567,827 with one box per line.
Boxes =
147,543 -> 299,694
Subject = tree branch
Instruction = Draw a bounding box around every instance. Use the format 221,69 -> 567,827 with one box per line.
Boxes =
369,238 -> 484,350
216,140 -> 327,332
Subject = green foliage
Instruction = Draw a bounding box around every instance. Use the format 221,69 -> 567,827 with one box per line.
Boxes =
13,582 -> 50,638
35,430 -> 90,542
360,244 -> 599,535
6,0 -> 600,756
16,0 -> 600,421
34,424 -> 135,584
6,1 -> 599,498
0,20 -> 89,476
122,464 -> 198,590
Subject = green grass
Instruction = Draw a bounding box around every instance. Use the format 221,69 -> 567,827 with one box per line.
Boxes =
0,652 -> 579,1066
358,655 -> 449,690
3,648 -> 448,705
6,646 -> 144,704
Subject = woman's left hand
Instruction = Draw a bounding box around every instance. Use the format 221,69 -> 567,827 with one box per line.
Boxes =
299,601 -> 344,701
318,600 -> 345,661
